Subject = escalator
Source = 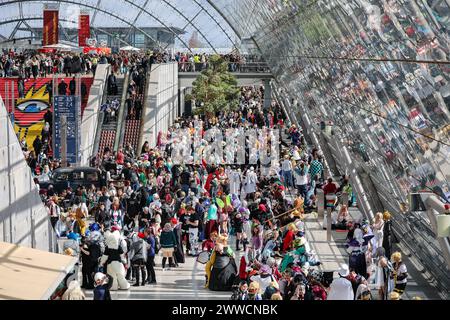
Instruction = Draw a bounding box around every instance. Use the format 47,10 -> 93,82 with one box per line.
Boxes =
96,75 -> 125,156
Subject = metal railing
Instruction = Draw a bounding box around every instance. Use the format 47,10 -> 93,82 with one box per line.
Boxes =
177,61 -> 271,73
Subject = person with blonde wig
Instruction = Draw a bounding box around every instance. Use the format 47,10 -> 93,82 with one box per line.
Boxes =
205,235 -> 237,291
61,280 -> 85,300
390,251 -> 408,297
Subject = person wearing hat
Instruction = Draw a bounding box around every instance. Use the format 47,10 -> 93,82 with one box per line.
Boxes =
327,264 -> 354,300
128,232 -> 149,286
93,272 -> 113,300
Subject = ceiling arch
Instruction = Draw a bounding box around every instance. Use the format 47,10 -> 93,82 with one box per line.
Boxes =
0,0 -> 244,52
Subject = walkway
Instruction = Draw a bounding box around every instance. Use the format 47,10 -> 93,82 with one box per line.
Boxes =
304,207 -> 441,300
83,254 -> 231,300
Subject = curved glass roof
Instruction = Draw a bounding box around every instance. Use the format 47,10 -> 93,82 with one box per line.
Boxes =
0,0 -> 240,51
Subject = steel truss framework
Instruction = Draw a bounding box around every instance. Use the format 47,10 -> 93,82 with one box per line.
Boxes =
0,0 -> 242,52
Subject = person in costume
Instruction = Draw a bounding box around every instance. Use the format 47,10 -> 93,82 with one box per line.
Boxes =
391,251 -> 408,298
205,235 -> 237,291
93,272 -> 113,300
160,223 -> 177,270
202,231 -> 218,252
382,211 -> 393,259
246,281 -> 262,300
250,264 -> 279,295
62,280 -> 85,300
205,201 -> 219,240
346,226 -> 369,279
282,223 -> 298,252
230,281 -> 249,300
233,212 -> 245,251
99,229 -> 130,291
171,218 -> 185,265
327,264 -> 354,300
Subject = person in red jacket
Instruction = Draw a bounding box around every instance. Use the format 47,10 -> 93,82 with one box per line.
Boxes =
323,177 -> 338,195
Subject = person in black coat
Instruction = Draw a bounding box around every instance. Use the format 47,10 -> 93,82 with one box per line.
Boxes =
80,236 -> 102,289
32,136 -> 42,154
58,79 -> 68,95
69,77 -> 76,96
63,56 -> 72,77
382,211 -> 392,259
171,218 -> 185,265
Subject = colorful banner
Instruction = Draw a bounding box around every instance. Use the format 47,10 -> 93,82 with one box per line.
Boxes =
43,10 -> 59,45
83,47 -> 111,55
78,14 -> 90,47
0,77 -> 93,153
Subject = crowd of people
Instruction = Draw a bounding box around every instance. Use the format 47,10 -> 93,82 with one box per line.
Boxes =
0,49 -> 157,79
23,78 -> 411,301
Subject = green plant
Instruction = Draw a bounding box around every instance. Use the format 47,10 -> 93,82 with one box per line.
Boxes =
189,55 -> 240,117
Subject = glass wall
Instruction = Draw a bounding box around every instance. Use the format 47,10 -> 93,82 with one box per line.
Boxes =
214,0 -> 450,296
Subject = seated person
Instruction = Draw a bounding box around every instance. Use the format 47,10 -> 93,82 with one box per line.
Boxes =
323,204 -> 350,230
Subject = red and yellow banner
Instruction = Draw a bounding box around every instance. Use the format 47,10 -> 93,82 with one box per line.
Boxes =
43,10 -> 59,45
78,14 -> 90,47
0,77 -> 93,152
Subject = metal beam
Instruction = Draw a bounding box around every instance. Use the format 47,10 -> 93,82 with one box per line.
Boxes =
122,0 -> 192,52
192,0 -> 237,48
8,21 -> 22,40
205,0 -> 242,39
158,0 -> 217,53
124,0 -> 149,41
90,0 -> 102,26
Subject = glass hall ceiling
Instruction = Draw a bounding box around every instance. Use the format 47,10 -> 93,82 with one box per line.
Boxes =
0,0 -> 240,50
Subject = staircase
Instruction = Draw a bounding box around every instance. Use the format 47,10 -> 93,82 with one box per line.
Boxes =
97,76 -> 125,155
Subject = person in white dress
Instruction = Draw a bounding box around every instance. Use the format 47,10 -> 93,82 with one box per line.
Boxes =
244,167 -> 258,196
327,264 -> 354,300
371,212 -> 384,254
230,169 -> 242,196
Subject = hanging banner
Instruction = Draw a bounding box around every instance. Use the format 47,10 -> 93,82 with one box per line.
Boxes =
43,10 -> 59,45
78,14 -> 90,47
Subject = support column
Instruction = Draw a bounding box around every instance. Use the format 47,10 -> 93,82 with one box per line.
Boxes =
327,207 -> 332,242
264,79 -> 271,109
317,189 -> 325,219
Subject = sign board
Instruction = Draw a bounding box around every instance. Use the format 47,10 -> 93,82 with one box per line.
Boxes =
53,95 -> 81,164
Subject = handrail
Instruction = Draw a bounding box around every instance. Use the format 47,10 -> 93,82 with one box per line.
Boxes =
176,61 -> 271,73
137,68 -> 152,154
91,68 -> 111,158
